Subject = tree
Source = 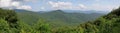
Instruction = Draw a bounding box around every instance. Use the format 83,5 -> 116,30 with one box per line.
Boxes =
0,8 -> 18,28
33,19 -> 51,33
17,21 -> 33,33
0,19 -> 10,33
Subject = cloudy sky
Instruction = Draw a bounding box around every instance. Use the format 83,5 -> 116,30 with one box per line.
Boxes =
0,0 -> 120,12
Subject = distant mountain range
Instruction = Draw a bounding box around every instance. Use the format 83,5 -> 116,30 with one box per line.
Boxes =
15,9 -> 106,27
62,10 -> 110,14
15,9 -> 109,14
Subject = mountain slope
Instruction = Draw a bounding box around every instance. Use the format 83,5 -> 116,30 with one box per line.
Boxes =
16,10 -> 40,25
1,8 -> 119,33
75,7 -> 120,33
16,10 -> 105,27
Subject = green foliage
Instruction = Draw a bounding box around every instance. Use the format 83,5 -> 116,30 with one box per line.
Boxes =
0,7 -> 120,33
33,19 -> 51,33
17,21 -> 33,33
17,10 -> 103,27
0,19 -> 10,33
0,8 -> 18,28
48,7 -> 120,33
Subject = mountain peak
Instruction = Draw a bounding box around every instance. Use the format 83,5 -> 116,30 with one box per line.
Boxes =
55,10 -> 62,11
51,10 -> 65,13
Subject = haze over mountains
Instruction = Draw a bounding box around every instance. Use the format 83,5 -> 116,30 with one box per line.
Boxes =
15,9 -> 106,27
15,9 -> 109,14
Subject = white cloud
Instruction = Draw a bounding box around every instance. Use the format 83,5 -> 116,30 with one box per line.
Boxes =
23,0 -> 37,2
0,0 -> 32,10
95,0 -> 100,1
48,1 -> 87,10
87,4 -> 119,11
40,7 -> 45,10
48,1 -> 118,11
48,1 -> 72,9
0,0 -> 12,7
78,4 -> 86,9
12,1 -> 21,7
23,0 -> 32,2
17,5 -> 32,10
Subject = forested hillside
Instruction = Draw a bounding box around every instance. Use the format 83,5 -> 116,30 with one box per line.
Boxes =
0,7 -> 120,33
16,9 -> 104,27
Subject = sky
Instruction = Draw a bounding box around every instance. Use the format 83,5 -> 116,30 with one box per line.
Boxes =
0,0 -> 120,12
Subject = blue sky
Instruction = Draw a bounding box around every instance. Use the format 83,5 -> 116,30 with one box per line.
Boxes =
0,0 -> 120,12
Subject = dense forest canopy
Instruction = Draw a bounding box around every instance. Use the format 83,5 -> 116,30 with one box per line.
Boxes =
0,7 -> 120,33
